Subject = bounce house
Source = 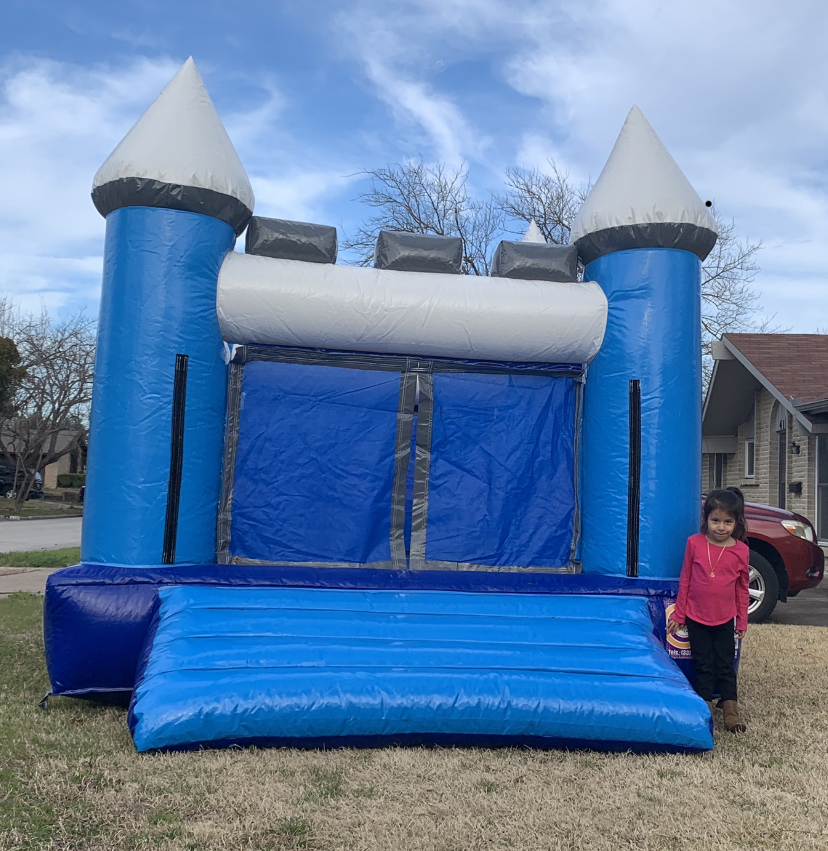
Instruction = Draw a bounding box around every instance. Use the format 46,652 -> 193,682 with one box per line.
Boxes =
44,59 -> 721,753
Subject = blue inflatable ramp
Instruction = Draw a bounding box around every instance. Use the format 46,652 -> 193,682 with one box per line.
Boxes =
129,586 -> 713,753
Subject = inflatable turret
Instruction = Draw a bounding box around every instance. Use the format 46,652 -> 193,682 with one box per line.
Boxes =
82,58 -> 254,565
574,105 -> 717,578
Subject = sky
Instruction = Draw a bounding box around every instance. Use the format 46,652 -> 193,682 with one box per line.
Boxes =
2,0 -> 828,331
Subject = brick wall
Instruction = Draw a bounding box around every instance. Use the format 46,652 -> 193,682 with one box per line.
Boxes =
43,453 -> 71,489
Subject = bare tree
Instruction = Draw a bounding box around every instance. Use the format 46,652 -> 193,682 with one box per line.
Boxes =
0,299 -> 95,508
700,208 -> 764,344
345,158 -> 766,386
342,159 -> 504,275
497,163 -> 588,245
499,166 -> 766,383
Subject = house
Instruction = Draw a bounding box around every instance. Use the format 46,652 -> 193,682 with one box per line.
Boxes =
42,437 -> 86,488
702,334 -> 828,541
20,430 -> 87,489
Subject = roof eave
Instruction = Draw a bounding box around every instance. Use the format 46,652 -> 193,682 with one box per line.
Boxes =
723,336 -> 828,434
702,357 -> 721,423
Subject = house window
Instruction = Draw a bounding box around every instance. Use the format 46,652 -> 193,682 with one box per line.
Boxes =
744,404 -> 755,479
745,441 -> 755,478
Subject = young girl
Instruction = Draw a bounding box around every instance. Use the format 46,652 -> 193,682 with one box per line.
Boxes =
667,487 -> 750,733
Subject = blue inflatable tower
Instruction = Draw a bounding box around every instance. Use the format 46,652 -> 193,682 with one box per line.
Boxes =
82,58 -> 254,565
574,106 -> 718,579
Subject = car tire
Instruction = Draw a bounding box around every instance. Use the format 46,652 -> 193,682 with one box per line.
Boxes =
748,550 -> 780,624
4,489 -> 15,500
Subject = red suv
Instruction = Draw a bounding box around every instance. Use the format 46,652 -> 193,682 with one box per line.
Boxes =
743,501 -> 824,622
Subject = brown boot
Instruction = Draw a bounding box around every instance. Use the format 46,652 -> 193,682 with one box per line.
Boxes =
721,700 -> 746,733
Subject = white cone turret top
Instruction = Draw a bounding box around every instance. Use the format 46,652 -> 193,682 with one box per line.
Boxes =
522,219 -> 546,244
92,57 -> 254,234
570,105 -> 717,265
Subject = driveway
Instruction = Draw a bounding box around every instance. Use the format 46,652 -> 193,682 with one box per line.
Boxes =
0,516 -> 82,552
766,580 -> 828,627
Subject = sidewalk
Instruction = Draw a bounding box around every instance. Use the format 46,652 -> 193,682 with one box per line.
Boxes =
0,567 -> 63,598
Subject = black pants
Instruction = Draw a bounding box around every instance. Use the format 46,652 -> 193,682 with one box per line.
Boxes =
686,617 -> 738,702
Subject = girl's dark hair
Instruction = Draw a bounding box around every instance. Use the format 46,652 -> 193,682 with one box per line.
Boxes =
702,487 -> 748,542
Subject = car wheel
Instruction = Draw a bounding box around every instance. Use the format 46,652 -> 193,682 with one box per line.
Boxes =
748,550 -> 780,623
4,489 -> 15,500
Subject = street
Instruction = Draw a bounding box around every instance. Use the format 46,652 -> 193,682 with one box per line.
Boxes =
0,516 -> 82,552
767,579 -> 828,628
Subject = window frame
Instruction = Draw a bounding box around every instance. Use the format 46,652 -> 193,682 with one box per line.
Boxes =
745,439 -> 755,478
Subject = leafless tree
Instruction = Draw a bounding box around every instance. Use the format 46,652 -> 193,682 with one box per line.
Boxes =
699,208 -> 766,366
346,158 -> 766,387
499,166 -> 768,384
342,159 -> 504,275
0,298 -> 95,508
497,163 -> 588,245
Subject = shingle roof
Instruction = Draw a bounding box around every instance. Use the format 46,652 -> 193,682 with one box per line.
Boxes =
725,334 -> 828,405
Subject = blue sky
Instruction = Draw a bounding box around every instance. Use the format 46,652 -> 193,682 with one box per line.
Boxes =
3,0 -> 828,330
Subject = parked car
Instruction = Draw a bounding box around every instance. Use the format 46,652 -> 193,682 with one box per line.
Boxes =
743,501 -> 824,622
0,465 -> 44,501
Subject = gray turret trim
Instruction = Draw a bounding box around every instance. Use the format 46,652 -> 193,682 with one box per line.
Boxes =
571,105 -> 717,263
93,178 -> 253,235
576,222 -> 718,266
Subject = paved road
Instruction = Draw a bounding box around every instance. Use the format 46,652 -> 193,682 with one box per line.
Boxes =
766,580 -> 828,628
0,516 -> 82,552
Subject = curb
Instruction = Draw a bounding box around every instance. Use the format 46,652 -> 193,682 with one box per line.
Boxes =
0,514 -> 83,522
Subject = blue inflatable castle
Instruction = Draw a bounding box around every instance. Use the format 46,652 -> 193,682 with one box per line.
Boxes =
44,59 -> 719,753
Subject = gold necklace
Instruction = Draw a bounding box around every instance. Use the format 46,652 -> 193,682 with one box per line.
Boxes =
706,538 -> 726,577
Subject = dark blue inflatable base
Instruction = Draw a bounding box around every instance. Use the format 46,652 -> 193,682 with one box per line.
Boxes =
44,563 -> 684,700
128,586 -> 713,754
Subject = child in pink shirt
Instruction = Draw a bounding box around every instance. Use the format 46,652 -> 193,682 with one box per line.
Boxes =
668,488 -> 750,733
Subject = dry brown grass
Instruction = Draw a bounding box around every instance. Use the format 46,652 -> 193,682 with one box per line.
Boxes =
2,592 -> 828,850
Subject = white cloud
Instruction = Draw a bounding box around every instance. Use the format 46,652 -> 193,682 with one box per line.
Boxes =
0,56 -> 355,315
221,81 -> 357,226
496,0 -> 828,330
363,59 -> 484,166
252,169 -> 357,224
6,2 -> 828,331
335,3 -> 494,166
336,0 -> 828,330
0,56 -> 179,314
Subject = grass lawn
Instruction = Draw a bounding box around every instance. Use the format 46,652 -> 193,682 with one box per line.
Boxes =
0,548 -> 81,569
0,498 -> 82,519
1,593 -> 827,850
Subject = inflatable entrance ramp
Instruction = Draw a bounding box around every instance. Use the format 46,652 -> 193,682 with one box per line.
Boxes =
128,586 -> 713,753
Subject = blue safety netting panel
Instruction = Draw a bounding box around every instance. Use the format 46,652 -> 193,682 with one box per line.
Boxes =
425,374 -> 575,567
129,585 -> 713,753
229,361 -> 401,564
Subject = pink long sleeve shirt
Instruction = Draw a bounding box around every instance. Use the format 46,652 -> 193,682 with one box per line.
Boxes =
673,534 -> 751,633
